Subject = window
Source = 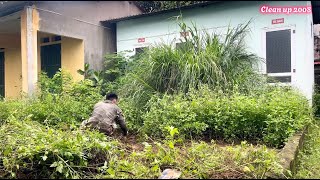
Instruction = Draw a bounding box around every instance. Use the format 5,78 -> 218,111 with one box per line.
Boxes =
135,47 -> 147,56
41,37 -> 50,43
40,35 -> 62,44
266,29 -> 292,83
53,36 -> 62,42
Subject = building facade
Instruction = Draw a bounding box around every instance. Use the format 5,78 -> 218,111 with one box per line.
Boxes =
0,1 -> 143,98
105,1 -> 315,102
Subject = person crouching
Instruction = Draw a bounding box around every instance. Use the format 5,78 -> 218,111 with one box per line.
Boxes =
81,93 -> 128,136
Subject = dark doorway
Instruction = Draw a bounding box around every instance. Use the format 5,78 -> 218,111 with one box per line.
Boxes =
312,1 -> 320,24
0,51 -> 4,97
41,43 -> 61,78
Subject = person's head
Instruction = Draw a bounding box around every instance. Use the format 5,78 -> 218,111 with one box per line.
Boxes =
106,93 -> 119,104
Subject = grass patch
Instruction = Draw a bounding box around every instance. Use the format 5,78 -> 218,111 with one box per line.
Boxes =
294,120 -> 320,178
0,121 -> 285,179
0,118 -> 120,179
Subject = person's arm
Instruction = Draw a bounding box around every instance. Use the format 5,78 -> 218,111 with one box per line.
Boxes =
116,109 -> 128,136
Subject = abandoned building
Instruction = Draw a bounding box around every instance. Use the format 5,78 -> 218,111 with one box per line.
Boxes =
104,1 -> 316,102
0,1 -> 143,98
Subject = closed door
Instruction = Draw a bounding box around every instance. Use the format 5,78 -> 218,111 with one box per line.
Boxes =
41,43 -> 61,78
266,29 -> 293,83
0,52 -> 4,97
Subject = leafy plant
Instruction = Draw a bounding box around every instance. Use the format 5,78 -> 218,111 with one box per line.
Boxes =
77,54 -> 129,96
141,85 -> 312,148
0,118 -> 119,179
77,63 -> 94,79
38,70 -> 72,95
24,70 -> 103,128
0,99 -> 26,126
294,121 -> 320,178
313,86 -> 320,117
77,63 -> 104,88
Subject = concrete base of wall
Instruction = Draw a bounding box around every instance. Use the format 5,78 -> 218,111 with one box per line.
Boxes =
266,125 -> 309,178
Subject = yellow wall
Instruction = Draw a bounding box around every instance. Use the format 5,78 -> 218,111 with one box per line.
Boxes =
0,34 -> 21,49
0,34 -> 22,98
61,37 -> 84,81
4,49 -> 22,98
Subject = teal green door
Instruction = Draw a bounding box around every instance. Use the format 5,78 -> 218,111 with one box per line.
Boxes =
0,52 -> 4,98
41,44 -> 61,78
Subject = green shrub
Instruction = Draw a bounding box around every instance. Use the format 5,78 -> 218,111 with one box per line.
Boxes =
119,97 -> 145,133
20,70 -> 103,128
0,70 -> 103,129
260,86 -> 312,147
0,100 -> 26,126
0,117 -> 119,179
295,121 -> 320,178
38,70 -> 72,95
141,85 -> 312,148
313,86 -> 320,117
77,53 -> 130,96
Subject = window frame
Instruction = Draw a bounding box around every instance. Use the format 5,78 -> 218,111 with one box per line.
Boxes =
40,35 -> 62,46
261,25 -> 296,85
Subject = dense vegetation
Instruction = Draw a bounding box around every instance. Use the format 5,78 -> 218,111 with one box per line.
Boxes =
140,86 -> 310,148
294,120 -> 320,178
0,118 -> 285,179
0,20 -> 314,178
135,1 -> 209,13
114,21 -> 311,148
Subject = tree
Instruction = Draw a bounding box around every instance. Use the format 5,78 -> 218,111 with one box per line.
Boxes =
135,1 -> 208,13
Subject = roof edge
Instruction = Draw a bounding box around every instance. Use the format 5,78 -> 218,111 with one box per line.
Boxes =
102,1 -> 220,24
0,1 -> 32,18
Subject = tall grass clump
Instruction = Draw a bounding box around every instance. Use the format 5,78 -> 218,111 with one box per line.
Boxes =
119,20 -> 264,105
115,20 -> 267,130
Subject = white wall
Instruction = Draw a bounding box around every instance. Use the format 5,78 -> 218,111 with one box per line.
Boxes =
116,1 -> 314,102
